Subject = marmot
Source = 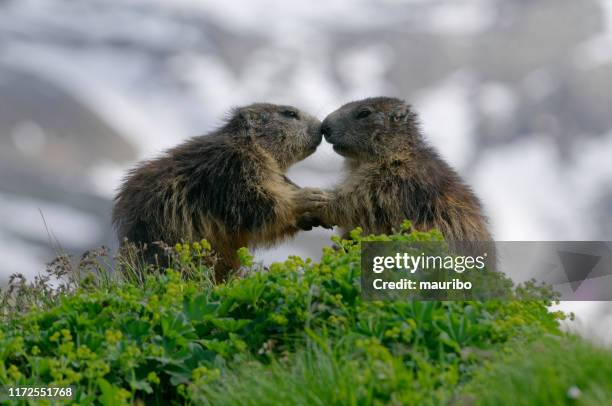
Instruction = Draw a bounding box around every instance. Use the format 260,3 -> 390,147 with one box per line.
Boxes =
113,103 -> 327,279
316,97 -> 492,252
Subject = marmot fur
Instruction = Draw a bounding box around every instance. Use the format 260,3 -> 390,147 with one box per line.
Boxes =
113,103 -> 326,279
317,97 -> 492,251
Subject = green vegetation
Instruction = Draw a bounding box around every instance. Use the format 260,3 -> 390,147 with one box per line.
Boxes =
463,336 -> 612,405
0,223 -> 609,405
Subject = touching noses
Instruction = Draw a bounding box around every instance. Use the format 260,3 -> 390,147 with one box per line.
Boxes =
320,121 -> 334,142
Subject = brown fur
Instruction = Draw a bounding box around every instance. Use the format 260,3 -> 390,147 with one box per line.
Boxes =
113,103 -> 326,280
316,97 -> 492,252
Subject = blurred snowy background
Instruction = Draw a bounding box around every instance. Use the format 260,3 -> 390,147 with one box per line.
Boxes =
1,0 -> 611,340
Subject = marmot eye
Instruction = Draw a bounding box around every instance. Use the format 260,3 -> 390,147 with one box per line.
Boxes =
282,110 -> 299,119
356,109 -> 371,119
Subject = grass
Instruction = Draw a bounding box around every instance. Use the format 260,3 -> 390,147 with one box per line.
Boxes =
462,336 -> 612,405
192,344 -> 368,406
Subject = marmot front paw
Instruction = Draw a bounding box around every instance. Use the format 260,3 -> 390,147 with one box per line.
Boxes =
295,187 -> 332,213
294,187 -> 334,230
296,212 -> 334,230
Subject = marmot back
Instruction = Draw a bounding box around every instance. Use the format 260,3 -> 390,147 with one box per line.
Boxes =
113,103 -> 326,279
317,97 -> 492,247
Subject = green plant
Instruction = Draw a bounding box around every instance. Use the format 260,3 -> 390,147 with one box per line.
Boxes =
0,224 -> 573,405
461,336 -> 612,405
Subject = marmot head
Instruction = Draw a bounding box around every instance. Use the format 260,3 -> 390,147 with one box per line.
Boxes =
320,97 -> 421,161
225,103 -> 322,170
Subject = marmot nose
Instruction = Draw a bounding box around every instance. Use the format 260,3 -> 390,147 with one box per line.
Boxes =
320,122 -> 333,140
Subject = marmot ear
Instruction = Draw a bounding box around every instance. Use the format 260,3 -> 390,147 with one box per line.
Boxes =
228,108 -> 254,136
391,104 -> 409,122
237,110 -> 253,131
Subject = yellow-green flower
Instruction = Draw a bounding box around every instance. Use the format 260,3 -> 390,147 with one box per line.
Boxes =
8,364 -> 21,380
147,371 -> 160,385
105,329 -> 123,345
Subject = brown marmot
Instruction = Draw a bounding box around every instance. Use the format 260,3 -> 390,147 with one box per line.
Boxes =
316,97 -> 492,250
113,103 -> 327,279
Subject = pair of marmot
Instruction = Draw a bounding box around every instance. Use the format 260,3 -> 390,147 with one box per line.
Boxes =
113,97 -> 492,280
